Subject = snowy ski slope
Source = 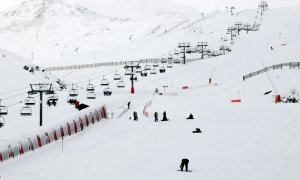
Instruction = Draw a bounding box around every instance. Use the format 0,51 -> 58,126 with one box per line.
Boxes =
0,4 -> 300,180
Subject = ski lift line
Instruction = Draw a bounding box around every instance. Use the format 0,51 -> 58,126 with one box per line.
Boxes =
1,92 -> 29,101
0,86 -> 30,96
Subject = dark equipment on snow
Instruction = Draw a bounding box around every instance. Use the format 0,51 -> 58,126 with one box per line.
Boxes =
180,159 -> 189,171
75,104 -> 89,111
186,113 -> 194,120
264,90 -> 272,95
193,128 -> 202,133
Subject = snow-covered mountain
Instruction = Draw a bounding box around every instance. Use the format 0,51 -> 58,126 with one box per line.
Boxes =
0,0 -> 202,63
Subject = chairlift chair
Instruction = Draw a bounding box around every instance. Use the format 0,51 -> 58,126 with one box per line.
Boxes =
125,69 -> 132,76
87,92 -> 96,99
153,62 -> 159,67
136,68 -> 142,73
48,93 -> 59,101
113,71 -> 122,80
159,66 -> 166,73
86,83 -> 95,92
144,64 -> 151,71
101,76 -> 109,86
167,61 -> 173,68
161,58 -> 167,64
0,117 -> 5,128
0,104 -> 8,116
150,68 -> 157,75
103,87 -> 112,96
20,106 -> 32,116
25,97 -> 36,106
117,77 -> 125,88
69,89 -> 78,97
174,58 -> 180,64
168,54 -> 173,60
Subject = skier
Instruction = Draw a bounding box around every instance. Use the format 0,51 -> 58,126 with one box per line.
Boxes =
161,111 -> 168,121
270,46 -> 274,50
180,159 -> 189,171
154,112 -> 158,122
186,113 -> 194,120
133,111 -> 138,121
127,102 -> 131,109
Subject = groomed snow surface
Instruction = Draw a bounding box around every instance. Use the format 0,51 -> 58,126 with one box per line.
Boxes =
0,5 -> 300,180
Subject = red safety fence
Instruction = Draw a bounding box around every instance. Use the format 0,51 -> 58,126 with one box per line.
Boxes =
0,104 -> 108,163
231,99 -> 241,103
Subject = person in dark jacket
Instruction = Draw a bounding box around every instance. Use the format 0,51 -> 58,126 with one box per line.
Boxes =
127,102 -> 131,109
180,159 -> 189,171
154,112 -> 158,122
161,111 -> 168,121
133,111 -> 138,121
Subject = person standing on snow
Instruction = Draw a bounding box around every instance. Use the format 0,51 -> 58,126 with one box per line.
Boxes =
161,111 -> 168,121
180,159 -> 189,171
154,112 -> 158,122
133,111 -> 138,121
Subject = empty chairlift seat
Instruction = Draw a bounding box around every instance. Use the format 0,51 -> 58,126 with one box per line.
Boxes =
100,76 -> 109,86
113,71 -> 122,80
124,69 -> 132,76
87,92 -> 96,99
150,68 -> 157,75
135,68 -> 142,73
20,106 -> 32,116
86,83 -> 95,92
69,89 -> 78,97
144,65 -> 151,71
0,105 -> 8,116
25,97 -> 36,106
153,62 -> 159,67
117,77 -> 125,88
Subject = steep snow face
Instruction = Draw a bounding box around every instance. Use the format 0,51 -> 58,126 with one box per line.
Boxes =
0,0 -> 201,63
69,0 -> 201,19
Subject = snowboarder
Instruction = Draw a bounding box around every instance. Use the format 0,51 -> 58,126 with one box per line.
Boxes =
180,159 -> 189,171
127,102 -> 131,109
186,113 -> 194,120
154,112 -> 158,122
133,111 -> 138,121
161,111 -> 168,121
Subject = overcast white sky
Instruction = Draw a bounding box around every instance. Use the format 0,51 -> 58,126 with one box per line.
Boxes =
0,0 -> 299,12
